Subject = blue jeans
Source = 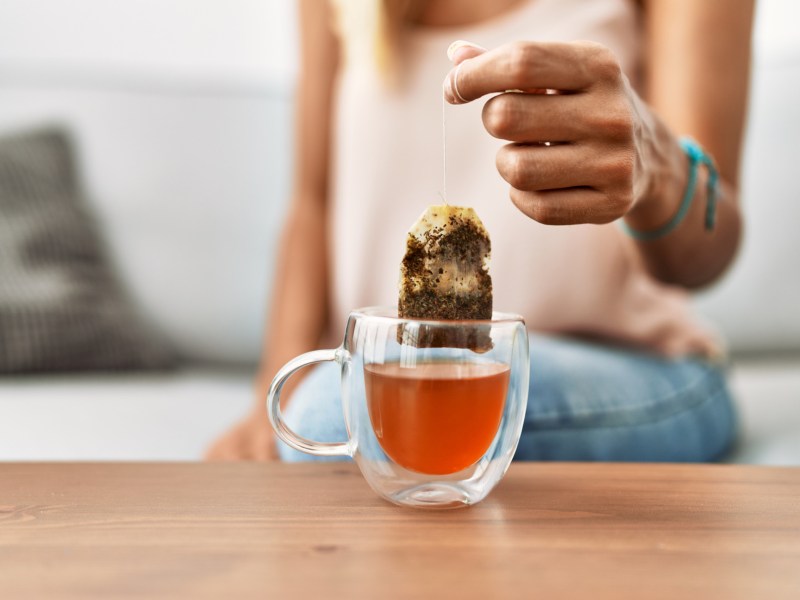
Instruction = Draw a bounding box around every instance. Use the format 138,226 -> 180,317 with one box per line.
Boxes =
279,334 -> 737,463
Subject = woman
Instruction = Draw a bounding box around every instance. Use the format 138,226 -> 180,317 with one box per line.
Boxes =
208,0 -> 753,461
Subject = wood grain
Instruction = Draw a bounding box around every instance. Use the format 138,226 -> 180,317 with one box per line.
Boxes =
1,463 -> 799,599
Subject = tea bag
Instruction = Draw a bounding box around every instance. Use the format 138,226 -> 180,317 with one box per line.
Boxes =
398,204 -> 493,350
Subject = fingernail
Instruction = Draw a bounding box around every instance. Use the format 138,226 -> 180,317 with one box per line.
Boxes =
446,39 -> 486,62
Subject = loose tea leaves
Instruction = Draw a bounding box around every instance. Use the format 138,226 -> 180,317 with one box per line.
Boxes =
398,205 -> 493,349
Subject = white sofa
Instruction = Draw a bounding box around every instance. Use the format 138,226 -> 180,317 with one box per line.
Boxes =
0,0 -> 798,463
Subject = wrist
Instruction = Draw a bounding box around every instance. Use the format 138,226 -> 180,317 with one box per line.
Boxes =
625,133 -> 688,232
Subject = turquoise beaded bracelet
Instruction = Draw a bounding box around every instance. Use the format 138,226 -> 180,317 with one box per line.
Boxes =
621,137 -> 719,241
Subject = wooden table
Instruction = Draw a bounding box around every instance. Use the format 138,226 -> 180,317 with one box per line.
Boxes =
1,463 -> 799,599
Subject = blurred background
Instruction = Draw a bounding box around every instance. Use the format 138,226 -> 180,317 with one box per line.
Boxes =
0,0 -> 797,463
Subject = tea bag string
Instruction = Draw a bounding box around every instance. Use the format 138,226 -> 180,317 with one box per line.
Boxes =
441,95 -> 448,205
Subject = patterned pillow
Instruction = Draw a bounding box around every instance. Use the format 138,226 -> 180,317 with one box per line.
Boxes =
0,127 -> 175,373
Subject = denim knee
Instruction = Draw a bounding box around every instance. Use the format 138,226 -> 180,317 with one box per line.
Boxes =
278,362 -> 350,463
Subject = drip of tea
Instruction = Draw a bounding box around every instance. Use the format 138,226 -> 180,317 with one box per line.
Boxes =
365,361 -> 509,475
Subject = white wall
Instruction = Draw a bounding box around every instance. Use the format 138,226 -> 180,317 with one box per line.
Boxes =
692,0 -> 800,352
2,0 -> 796,82
752,0 -> 800,62
0,0 -> 298,90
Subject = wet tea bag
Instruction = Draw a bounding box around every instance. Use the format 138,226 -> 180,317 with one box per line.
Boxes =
398,204 -> 493,350
399,204 -> 492,319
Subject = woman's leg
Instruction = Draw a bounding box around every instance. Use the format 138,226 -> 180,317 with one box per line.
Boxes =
517,334 -> 738,461
278,334 -> 738,463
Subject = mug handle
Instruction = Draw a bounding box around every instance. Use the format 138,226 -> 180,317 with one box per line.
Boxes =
267,348 -> 352,457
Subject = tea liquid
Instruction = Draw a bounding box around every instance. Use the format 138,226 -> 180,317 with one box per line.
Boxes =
365,361 -> 509,475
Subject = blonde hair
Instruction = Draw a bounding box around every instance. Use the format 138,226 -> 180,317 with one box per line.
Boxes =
330,0 -> 426,81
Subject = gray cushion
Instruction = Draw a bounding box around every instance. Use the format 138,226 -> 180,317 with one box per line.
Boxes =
0,127 -> 174,372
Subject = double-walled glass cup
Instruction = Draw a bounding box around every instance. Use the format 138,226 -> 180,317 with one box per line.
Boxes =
267,307 -> 529,508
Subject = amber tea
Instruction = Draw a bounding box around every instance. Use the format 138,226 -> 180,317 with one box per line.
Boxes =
365,361 -> 509,475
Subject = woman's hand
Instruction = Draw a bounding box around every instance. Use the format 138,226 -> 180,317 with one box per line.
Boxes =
444,40 -> 663,226
206,409 -> 278,461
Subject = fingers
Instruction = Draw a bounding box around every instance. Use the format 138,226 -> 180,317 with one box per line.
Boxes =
205,417 -> 277,462
444,40 -> 621,104
205,435 -> 242,462
442,39 -> 637,226
496,142 -> 635,193
499,141 -> 636,225
253,426 -> 279,461
509,186 -> 633,226
497,144 -> 588,190
447,40 -> 487,64
482,92 -> 590,142
444,41 -> 487,104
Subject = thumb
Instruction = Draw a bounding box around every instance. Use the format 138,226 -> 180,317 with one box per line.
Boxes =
446,39 -> 487,65
444,40 -> 487,104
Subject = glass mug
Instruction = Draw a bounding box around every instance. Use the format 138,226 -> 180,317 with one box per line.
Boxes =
267,307 -> 529,508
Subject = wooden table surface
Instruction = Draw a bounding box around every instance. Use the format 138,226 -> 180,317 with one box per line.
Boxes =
1,463 -> 799,599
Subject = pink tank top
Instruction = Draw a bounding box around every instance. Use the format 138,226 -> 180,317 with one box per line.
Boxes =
328,0 -> 719,357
